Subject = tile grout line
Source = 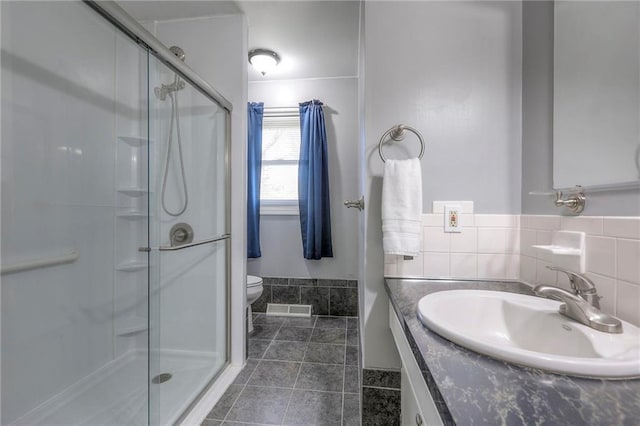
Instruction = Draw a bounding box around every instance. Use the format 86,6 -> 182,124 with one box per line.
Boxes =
279,322 -> 313,425
221,321 -> 287,424
341,316 -> 347,426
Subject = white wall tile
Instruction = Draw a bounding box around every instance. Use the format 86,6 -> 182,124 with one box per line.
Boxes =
534,230 -> 553,262
450,228 -> 477,253
520,255 -> 536,284
616,280 -> 640,326
478,228 -> 507,254
504,254 -> 520,279
423,252 -> 450,277
505,229 -> 520,254
384,254 -> 396,264
603,217 -> 640,239
616,239 -> 640,285
560,216 -> 604,236
478,254 -> 507,279
521,229 -> 537,257
396,255 -> 423,277
422,213 -> 441,227
475,214 -> 519,228
423,211 -> 474,228
536,259 -> 557,285
528,215 -> 561,230
423,227 -> 451,252
384,262 -> 398,277
458,213 -> 475,228
585,273 -> 616,316
450,253 -> 477,279
586,236 -> 616,278
535,230 -> 553,245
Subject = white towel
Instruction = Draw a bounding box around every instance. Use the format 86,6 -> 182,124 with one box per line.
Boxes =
382,158 -> 423,256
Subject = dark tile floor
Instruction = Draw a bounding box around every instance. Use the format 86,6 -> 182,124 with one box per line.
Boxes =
202,314 -> 361,426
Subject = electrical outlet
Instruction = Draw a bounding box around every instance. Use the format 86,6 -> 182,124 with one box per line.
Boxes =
444,204 -> 462,233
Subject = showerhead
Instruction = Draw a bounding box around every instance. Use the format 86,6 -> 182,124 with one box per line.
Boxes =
170,46 -> 185,62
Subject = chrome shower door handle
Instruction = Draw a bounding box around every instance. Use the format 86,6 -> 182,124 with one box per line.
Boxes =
344,196 -> 365,211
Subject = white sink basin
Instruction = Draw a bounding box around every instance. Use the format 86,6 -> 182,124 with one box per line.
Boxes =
417,290 -> 640,379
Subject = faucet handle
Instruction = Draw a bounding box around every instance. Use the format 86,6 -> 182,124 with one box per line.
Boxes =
546,266 -> 596,292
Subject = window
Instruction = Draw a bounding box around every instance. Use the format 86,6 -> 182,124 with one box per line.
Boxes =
260,113 -> 300,214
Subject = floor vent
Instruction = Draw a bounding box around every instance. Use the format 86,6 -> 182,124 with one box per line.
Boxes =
266,303 -> 312,318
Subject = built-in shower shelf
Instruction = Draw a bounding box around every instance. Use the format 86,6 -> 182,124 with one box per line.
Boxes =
116,318 -> 148,336
118,187 -> 149,197
118,136 -> 150,147
116,210 -> 148,220
116,261 -> 147,272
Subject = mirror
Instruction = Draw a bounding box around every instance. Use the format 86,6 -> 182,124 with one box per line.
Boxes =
553,0 -> 640,189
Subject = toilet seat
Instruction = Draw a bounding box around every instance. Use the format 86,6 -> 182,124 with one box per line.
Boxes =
247,275 -> 263,288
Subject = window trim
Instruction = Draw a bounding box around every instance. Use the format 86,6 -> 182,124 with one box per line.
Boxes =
260,200 -> 299,216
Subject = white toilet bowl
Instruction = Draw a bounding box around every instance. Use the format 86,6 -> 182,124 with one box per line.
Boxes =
246,275 -> 264,334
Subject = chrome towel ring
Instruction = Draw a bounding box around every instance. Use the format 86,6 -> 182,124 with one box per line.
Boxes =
378,124 -> 425,163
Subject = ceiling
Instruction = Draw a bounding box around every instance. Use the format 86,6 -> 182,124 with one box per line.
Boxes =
119,1 -> 242,21
239,1 -> 360,81
118,0 -> 361,82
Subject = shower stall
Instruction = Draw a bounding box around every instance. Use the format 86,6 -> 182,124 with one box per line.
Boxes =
1,1 -> 231,424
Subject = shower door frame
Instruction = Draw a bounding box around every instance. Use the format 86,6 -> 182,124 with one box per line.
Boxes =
84,1 -> 233,423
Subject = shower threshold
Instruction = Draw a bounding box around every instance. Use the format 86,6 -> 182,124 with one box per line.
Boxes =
11,349 -> 222,426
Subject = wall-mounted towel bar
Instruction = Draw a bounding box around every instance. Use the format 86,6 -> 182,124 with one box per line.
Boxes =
378,124 -> 425,162
1,250 -> 79,275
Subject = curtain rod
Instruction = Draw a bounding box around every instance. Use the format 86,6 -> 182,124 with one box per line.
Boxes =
263,105 -> 329,109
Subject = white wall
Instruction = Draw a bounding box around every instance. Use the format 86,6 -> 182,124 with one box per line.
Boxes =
361,1 -> 523,369
152,13 -> 248,365
247,77 -> 359,279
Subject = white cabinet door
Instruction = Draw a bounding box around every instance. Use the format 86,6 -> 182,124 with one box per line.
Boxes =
390,302 -> 443,426
402,367 -> 426,426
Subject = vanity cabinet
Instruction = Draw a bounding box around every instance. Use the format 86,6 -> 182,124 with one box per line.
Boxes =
389,302 -> 443,426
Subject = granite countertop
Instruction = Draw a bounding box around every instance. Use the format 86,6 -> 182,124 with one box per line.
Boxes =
384,278 -> 640,426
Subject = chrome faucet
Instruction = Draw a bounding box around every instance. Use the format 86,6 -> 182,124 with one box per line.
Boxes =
533,267 -> 623,334
548,266 -> 601,308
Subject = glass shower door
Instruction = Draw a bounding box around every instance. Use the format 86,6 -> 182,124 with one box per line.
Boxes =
147,55 -> 229,425
1,2 -> 150,424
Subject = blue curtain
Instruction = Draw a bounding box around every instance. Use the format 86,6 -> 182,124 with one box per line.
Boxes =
298,100 -> 333,259
247,102 -> 264,258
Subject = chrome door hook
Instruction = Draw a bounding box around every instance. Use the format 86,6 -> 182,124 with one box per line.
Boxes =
344,196 -> 365,211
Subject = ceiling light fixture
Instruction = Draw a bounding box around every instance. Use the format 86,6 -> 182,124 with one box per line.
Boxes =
248,48 -> 280,76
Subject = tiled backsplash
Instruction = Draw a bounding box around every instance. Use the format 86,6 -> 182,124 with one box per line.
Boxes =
384,213 -> 640,326
252,278 -> 358,317
384,214 -> 521,280
520,215 -> 640,326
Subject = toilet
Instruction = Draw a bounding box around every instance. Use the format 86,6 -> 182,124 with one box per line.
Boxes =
246,275 -> 264,334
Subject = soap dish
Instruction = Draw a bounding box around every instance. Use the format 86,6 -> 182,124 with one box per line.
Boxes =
532,230 -> 585,272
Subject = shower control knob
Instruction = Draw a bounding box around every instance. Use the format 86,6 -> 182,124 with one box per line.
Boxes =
169,223 -> 194,247
174,229 -> 188,242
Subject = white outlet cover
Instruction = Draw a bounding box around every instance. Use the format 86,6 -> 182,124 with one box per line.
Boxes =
444,204 -> 462,233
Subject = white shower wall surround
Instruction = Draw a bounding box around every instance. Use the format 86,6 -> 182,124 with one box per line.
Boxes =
386,214 -> 640,327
